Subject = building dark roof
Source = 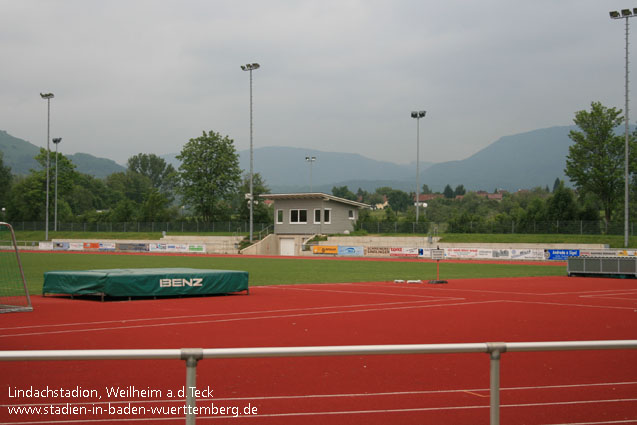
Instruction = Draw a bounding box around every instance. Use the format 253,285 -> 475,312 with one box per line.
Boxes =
259,193 -> 371,209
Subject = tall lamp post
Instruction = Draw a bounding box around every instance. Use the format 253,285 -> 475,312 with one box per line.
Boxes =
305,156 -> 316,192
610,9 -> 636,248
411,110 -> 426,223
52,137 -> 62,231
40,92 -> 54,241
241,63 -> 260,242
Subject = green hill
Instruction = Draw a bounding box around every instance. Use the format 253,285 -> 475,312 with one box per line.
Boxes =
0,130 -> 125,178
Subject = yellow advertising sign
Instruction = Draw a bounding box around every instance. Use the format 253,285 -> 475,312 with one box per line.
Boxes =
313,245 -> 338,255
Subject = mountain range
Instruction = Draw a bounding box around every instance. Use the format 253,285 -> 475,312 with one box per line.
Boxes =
0,130 -> 125,178
1,125 -> 585,192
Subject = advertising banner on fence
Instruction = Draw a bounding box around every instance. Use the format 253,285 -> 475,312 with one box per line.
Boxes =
365,247 -> 390,256
39,241 -> 53,251
445,248 -> 478,259
313,245 -> 338,255
68,242 -> 84,251
338,246 -> 364,257
546,249 -> 580,260
510,249 -> 545,260
99,242 -> 116,251
188,244 -> 205,253
389,247 -> 420,257
117,243 -> 149,252
83,242 -> 100,250
418,248 -> 433,258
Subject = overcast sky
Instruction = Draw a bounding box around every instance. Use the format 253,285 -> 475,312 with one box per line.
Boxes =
0,0 -> 632,166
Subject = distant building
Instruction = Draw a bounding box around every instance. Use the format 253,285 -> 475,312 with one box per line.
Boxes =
259,193 -> 371,235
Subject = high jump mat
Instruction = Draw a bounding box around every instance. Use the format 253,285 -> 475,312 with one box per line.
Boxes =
42,268 -> 249,300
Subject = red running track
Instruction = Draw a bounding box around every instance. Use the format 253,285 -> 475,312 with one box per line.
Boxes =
1,275 -> 636,424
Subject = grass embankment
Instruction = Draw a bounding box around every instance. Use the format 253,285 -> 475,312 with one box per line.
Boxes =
20,251 -> 563,295
12,231 -> 632,248
12,231 -> 245,241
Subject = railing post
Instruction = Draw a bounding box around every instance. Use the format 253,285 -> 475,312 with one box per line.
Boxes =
487,343 -> 506,425
181,348 -> 203,425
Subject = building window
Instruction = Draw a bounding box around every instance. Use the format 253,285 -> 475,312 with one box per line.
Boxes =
348,209 -> 355,219
323,208 -> 331,224
276,209 -> 284,224
314,209 -> 321,224
290,209 -> 307,224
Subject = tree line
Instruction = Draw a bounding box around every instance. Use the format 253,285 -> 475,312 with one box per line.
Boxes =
0,131 -> 271,225
1,101 -> 636,231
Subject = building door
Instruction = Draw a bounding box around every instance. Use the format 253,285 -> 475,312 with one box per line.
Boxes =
280,238 -> 295,256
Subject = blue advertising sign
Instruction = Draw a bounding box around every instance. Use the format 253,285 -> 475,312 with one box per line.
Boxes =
546,249 -> 580,260
338,246 -> 364,257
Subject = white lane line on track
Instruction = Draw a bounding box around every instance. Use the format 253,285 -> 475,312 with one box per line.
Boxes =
267,285 -> 464,300
504,299 -> 637,311
0,299 -> 455,332
0,300 -> 497,338
5,381 -> 636,408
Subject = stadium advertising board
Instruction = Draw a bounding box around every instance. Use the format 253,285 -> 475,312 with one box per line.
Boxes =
418,248 -> 432,258
446,248 -> 478,259
39,241 -> 53,250
546,249 -> 580,260
99,242 -> 116,251
337,246 -> 364,257
117,243 -> 149,252
389,247 -> 420,257
510,249 -> 545,260
83,242 -> 100,250
313,245 -> 338,255
365,247 -> 390,256
68,242 -> 84,251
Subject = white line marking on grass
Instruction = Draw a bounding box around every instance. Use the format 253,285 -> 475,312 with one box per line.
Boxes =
0,300 -> 500,338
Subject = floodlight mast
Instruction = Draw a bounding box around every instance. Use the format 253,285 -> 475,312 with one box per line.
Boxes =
40,92 -> 54,241
52,138 -> 62,231
241,63 -> 260,242
610,9 -> 636,248
305,156 -> 317,192
411,110 -> 426,224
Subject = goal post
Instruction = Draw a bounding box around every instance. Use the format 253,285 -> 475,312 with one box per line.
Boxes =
0,222 -> 32,313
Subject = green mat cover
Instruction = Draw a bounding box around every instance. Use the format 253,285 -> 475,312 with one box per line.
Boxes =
43,268 -> 249,297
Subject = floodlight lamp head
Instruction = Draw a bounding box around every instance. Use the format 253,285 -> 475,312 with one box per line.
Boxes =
419,111 -> 426,118
622,9 -> 632,16
240,65 -> 247,71
40,92 -> 54,99
52,138 -> 62,144
411,112 -> 418,118
252,63 -> 260,69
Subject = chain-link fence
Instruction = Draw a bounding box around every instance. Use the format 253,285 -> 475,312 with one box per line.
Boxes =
6,220 -> 633,236
6,221 -> 271,234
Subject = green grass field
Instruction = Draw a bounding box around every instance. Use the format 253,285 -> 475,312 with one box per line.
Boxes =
18,251 -> 565,295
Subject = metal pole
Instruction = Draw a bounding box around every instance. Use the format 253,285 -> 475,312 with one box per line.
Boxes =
241,63 -> 260,243
249,68 -> 254,243
182,349 -> 203,425
416,117 -> 420,223
45,99 -> 51,241
488,344 -> 505,425
625,16 -> 630,248
54,140 -> 59,231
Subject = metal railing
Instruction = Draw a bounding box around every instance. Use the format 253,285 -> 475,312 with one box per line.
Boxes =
2,340 -> 636,425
